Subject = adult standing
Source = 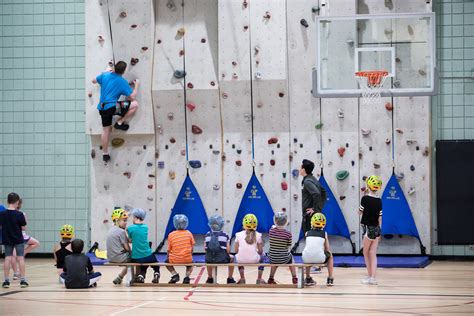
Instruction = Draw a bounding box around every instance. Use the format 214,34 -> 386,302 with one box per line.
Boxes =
300,159 -> 327,235
92,61 -> 139,162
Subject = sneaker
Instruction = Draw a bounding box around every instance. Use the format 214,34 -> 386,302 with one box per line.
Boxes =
103,154 -> 111,162
292,277 -> 298,285
305,277 -> 316,286
369,277 -> 377,285
152,272 -> 160,284
327,277 -> 334,286
20,280 -> 29,288
168,274 -> 180,284
183,276 -> 190,284
2,280 -> 10,288
113,276 -> 123,285
135,275 -> 145,284
114,122 -> 129,131
13,273 -> 21,280
256,278 -> 267,285
205,277 -> 214,284
89,282 -> 97,288
361,277 -> 371,285
310,266 -> 322,274
267,278 -> 277,285
226,277 -> 236,284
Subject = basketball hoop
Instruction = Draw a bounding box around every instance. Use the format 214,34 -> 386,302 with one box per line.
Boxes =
355,70 -> 389,105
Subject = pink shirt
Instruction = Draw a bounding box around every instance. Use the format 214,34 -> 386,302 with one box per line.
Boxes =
235,230 -> 262,263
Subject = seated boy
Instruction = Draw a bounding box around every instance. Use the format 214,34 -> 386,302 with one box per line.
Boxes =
127,208 -> 160,283
204,214 -> 235,284
166,214 -> 195,284
61,239 -> 102,289
106,209 -> 131,285
54,224 -> 74,274
301,213 -> 334,286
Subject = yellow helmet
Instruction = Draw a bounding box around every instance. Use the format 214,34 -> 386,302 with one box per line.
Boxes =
242,213 -> 258,230
60,224 -> 74,238
111,208 -> 128,222
311,213 -> 326,229
366,175 -> 382,191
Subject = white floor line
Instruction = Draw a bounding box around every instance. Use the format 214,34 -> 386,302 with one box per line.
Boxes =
109,297 -> 168,316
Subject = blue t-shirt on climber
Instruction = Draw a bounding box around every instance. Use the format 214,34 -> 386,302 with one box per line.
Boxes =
96,72 -> 133,111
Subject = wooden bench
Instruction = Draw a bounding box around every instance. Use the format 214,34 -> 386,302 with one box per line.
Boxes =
104,262 -> 321,289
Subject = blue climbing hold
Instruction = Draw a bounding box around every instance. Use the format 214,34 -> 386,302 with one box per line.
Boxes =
189,160 -> 202,169
292,169 -> 299,178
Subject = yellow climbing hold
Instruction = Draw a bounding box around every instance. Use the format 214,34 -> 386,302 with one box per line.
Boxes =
111,138 -> 125,148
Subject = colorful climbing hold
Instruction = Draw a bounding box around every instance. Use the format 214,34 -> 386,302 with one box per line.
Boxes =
181,149 -> 186,156
361,128 -> 371,136
243,0 -> 248,8
396,128 -> 403,134
410,165 -> 415,171
169,171 -> 176,180
395,172 -> 405,180
337,108 -> 344,118
177,27 -> 185,36
293,193 -> 298,200
336,170 -> 349,181
173,70 -> 186,78
213,184 -> 220,191
315,123 -> 323,129
123,172 -> 131,179
191,125 -> 202,134
236,149 -> 242,154
264,11 -> 271,19
148,174 -> 155,178
130,58 -> 139,66
88,92 -> 92,98
147,162 -> 153,167
339,196 -> 346,201
158,161 -> 165,169
186,103 -> 196,111
385,138 -> 391,144
270,159 -> 276,166
373,163 -> 380,169
167,112 -> 174,120
187,82 -> 194,89
278,92 -> 285,98
179,50 -> 184,56
385,102 -> 393,111
212,150 -> 220,155
189,160 -> 202,169
141,47 -> 148,51
408,187 -> 416,195
235,160 -> 242,166
97,35 -> 104,42
132,24 -> 138,29
268,137 -> 278,144
337,147 -> 345,157
201,38 -> 206,43
236,183 -> 242,189
300,19 -> 309,28
169,137 -> 176,144
111,138 -> 125,148
423,147 -> 430,156
281,181 -> 288,191
147,184 -> 153,189
210,81 -> 215,86
120,11 -> 127,18
91,149 -> 96,159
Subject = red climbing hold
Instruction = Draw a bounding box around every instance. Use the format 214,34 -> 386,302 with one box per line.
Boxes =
187,82 -> 194,89
337,147 -> 346,157
120,11 -> 127,18
281,181 -> 288,191
267,137 -> 278,144
192,125 -> 202,134
170,137 -> 176,144
243,0 -> 248,8
88,92 -> 92,98
147,184 -> 153,189
236,183 -> 242,189
181,149 -> 186,156
385,102 -> 393,111
186,103 -> 196,111
235,160 -> 242,166
179,50 -> 184,56
270,159 -> 276,166
123,172 -> 131,179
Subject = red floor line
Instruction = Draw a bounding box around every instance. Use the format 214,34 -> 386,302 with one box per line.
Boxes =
183,267 -> 205,301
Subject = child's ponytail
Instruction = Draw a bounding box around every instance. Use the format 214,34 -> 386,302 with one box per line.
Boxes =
245,229 -> 256,245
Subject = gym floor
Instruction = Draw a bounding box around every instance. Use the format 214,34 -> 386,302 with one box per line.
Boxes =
0,259 -> 473,315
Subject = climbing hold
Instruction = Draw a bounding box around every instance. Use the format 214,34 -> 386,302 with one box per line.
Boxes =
257,102 -> 263,108
91,149 -> 96,159
236,149 -> 242,154
281,181 -> 288,191
88,92 -> 92,98
243,0 -> 248,8
373,163 -> 380,169
271,150 -> 275,155
236,183 -> 243,189
317,150 -> 321,154
123,172 -> 131,179
210,81 -> 215,86
419,69 -> 426,76
181,149 -> 186,156
221,153 -> 226,161
359,152 -> 363,159
423,147 -> 430,156
189,160 -> 202,169
315,123 -> 323,129
147,162 -> 153,167
337,108 -> 344,118
393,80 -> 401,88
385,102 -> 393,111
278,92 -> 285,98
410,165 -> 415,171
407,25 -> 414,36
103,219 -> 109,224
191,125 -> 202,134
312,6 -> 320,13
416,146 -> 420,151
187,82 -> 194,89
131,24 -> 138,29
166,0 -> 176,10
169,137 -> 176,144
243,25 -> 249,31
212,150 -> 220,155
243,113 -> 251,122
104,184 -> 109,191
97,35 -> 104,42
111,138 -> 125,148
177,27 -> 185,36
268,137 -> 278,144
169,171 -> 176,180
406,139 -> 417,145
408,187 -> 416,195
270,159 -> 276,166
167,112 -> 174,120
264,11 -> 271,19
179,50 -> 184,56
130,58 -> 139,66
361,187 -> 367,192
351,160 -> 355,166
235,160 -> 242,166
148,174 -> 155,178
289,153 -> 293,161
339,196 -> 346,201
369,146 -> 373,151
147,197 -> 154,201
300,19 -> 309,28
361,128 -> 371,136
385,138 -> 391,144
156,124 -> 163,134
173,70 -> 186,78
141,47 -> 148,51
232,73 -> 238,79
201,38 -> 206,43
147,184 -> 153,189
186,103 -> 196,111
120,11 -> 127,18
336,170 -> 349,181
222,92 -> 228,99
337,147 -> 345,157
212,184 -> 220,191
158,161 -> 165,169
255,71 -> 262,79
395,172 -> 404,180
282,172 -> 287,178
293,193 -> 298,200
396,128 -> 404,134
254,46 -> 260,55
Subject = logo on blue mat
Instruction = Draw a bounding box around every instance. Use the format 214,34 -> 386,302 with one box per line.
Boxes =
387,186 -> 400,200
249,185 -> 261,199
183,187 -> 194,200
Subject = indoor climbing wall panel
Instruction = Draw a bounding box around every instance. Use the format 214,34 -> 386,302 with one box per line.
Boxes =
183,0 -> 222,225
320,0 -> 359,253
85,0 -> 113,135
286,0 -> 322,245
391,96 -> 431,254
250,0 -> 290,218
152,0 -> 187,244
107,0 -> 155,135
218,0 -> 253,236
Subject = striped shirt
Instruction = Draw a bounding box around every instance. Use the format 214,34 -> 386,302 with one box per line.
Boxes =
268,226 -> 292,264
168,230 -> 195,264
204,231 -> 229,250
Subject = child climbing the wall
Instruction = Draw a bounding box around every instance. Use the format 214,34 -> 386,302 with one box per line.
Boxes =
60,239 -> 102,289
359,175 -> 383,285
204,214 -> 236,284
166,214 -> 195,284
53,225 -> 74,275
106,209 -> 131,285
127,208 -> 160,283
234,214 -> 267,284
92,60 -> 139,162
302,213 -> 335,286
267,212 -> 298,285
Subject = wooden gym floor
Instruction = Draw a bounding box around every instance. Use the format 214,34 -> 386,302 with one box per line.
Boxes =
0,259 -> 472,315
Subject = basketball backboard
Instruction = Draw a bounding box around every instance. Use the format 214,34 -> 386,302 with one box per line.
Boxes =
313,13 -> 437,97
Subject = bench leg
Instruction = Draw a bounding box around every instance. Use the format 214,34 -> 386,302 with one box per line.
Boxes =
297,267 -> 304,289
125,266 -> 134,287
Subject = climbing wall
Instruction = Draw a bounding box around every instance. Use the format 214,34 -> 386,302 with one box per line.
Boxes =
86,0 -> 157,246
218,0 -> 253,236
286,0 -> 322,247
319,0 -> 360,253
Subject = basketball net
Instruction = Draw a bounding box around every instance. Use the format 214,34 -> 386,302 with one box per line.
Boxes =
355,71 -> 389,105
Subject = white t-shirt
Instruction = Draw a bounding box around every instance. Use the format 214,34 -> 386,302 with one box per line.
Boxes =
235,230 -> 262,263
302,229 -> 326,264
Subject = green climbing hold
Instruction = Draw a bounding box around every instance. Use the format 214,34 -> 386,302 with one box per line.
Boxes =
336,170 -> 349,181
111,138 -> 125,148
315,123 -> 323,129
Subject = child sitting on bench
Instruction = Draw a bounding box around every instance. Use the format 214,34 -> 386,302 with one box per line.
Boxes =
61,239 -> 102,288
166,214 -> 195,284
106,208 -> 131,285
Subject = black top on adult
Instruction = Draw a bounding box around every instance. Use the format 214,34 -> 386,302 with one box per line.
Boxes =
300,159 -> 326,233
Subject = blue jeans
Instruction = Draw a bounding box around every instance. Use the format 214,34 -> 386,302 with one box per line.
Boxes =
132,254 -> 160,277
